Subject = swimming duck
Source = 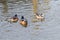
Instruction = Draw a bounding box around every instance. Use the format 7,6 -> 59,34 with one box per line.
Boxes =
20,16 -> 28,27
35,13 -> 45,21
10,14 -> 18,22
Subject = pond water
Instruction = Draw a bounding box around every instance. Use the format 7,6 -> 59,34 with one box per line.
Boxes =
0,0 -> 60,40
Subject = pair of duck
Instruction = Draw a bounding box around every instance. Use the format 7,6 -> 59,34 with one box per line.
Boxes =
10,14 -> 27,27
10,13 -> 44,27
35,13 -> 45,21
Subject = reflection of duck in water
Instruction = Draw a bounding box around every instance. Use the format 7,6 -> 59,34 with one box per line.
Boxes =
35,13 -> 45,21
10,14 -> 18,22
20,16 -> 28,27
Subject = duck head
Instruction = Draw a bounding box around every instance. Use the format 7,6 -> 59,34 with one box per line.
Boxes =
21,16 -> 24,20
14,14 -> 18,17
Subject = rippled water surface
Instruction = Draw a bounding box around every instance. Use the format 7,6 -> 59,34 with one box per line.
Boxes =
0,0 -> 60,40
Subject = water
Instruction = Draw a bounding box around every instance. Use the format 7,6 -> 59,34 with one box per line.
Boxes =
0,0 -> 60,40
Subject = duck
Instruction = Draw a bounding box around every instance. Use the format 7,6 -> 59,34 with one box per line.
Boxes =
35,13 -> 45,21
20,16 -> 28,27
10,14 -> 18,22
